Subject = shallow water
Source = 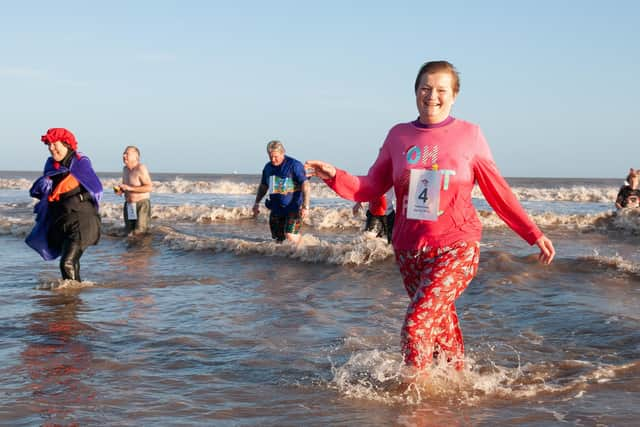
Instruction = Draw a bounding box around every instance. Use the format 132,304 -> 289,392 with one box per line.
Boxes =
0,171 -> 638,426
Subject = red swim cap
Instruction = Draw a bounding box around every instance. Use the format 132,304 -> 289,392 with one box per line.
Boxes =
41,128 -> 78,151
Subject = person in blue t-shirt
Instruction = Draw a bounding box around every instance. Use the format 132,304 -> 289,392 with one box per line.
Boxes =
253,140 -> 310,243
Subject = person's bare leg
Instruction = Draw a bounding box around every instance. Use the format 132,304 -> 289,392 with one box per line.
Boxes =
285,233 -> 301,244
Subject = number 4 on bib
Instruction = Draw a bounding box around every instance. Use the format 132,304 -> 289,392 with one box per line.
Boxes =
407,169 -> 441,221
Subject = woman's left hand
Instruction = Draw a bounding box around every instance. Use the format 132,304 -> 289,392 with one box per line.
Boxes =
304,160 -> 337,180
535,235 -> 555,264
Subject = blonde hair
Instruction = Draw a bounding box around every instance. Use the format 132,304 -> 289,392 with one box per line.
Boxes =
266,140 -> 285,153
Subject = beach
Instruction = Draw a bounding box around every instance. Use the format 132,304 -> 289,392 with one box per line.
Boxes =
0,170 -> 638,426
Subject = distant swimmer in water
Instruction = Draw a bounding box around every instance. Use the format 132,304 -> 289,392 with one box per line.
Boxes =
115,146 -> 153,235
253,140 -> 310,243
26,128 -> 103,282
615,168 -> 640,209
306,60 -> 555,371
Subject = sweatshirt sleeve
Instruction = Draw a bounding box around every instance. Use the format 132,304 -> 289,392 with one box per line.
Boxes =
473,128 -> 542,245
323,139 -> 394,202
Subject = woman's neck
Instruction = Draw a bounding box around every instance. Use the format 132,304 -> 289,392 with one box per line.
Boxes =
60,150 -> 75,168
413,116 -> 454,129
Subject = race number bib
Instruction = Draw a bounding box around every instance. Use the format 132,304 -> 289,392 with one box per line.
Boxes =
126,202 -> 138,220
407,169 -> 440,221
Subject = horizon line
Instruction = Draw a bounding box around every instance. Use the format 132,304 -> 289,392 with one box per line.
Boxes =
0,169 -> 621,180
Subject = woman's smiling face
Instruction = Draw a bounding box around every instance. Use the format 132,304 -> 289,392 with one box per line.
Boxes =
415,71 -> 457,125
47,140 -> 69,162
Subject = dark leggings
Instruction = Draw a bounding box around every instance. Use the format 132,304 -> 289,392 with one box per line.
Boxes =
60,239 -> 84,282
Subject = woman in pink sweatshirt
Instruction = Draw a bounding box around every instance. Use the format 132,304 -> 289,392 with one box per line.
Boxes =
305,61 -> 555,370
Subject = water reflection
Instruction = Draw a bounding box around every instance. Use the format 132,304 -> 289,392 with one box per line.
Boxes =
121,234 -> 155,278
21,292 -> 95,425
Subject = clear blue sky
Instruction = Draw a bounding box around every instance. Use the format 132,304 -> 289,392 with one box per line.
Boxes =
1,0 -> 638,177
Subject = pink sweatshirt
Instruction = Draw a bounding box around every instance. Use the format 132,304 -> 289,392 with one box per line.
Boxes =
325,119 -> 542,250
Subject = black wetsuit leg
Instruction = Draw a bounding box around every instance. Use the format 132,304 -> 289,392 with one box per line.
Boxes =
365,210 -> 386,238
60,239 -> 84,281
386,210 -> 395,244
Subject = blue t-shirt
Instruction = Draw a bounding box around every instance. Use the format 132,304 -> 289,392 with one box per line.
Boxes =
260,156 -> 307,215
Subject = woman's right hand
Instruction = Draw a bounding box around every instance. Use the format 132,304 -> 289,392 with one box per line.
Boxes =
535,235 -> 555,265
304,160 -> 337,180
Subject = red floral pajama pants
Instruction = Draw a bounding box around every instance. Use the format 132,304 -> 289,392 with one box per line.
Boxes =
395,241 -> 480,369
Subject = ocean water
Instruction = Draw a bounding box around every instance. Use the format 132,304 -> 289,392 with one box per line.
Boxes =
0,171 -> 638,426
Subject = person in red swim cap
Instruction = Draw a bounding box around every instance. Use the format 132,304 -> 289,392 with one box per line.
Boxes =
26,128 -> 103,282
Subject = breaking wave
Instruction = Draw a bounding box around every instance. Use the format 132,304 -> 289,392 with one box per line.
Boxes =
159,227 -> 395,266
0,177 -> 622,202
329,346 -> 639,406
4,203 -> 640,236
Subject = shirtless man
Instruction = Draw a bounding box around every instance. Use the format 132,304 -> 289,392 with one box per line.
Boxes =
115,146 -> 153,234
